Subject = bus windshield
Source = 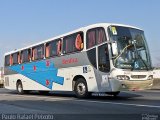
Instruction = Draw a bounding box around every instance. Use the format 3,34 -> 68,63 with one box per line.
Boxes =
109,26 -> 152,70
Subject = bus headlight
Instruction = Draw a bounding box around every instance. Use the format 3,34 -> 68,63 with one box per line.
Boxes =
116,75 -> 130,80
147,75 -> 153,80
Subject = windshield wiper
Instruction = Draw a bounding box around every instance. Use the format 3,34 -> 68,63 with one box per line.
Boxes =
114,44 -> 132,64
137,54 -> 149,71
132,40 -> 148,71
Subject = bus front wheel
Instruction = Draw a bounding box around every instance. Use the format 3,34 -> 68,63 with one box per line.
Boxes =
74,78 -> 89,98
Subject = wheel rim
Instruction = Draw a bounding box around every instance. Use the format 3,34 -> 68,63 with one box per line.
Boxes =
18,84 -> 23,93
77,83 -> 86,95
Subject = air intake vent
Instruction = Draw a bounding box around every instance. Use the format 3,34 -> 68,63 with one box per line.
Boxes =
131,75 -> 146,79
5,77 -> 9,86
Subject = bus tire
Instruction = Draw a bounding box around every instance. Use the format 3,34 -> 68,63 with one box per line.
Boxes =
74,78 -> 89,98
39,91 -> 49,95
16,81 -> 24,95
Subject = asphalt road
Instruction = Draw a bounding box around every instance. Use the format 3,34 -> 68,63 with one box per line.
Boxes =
0,88 -> 160,120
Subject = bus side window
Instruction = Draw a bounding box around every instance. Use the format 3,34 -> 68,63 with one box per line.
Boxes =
63,32 -> 83,54
46,39 -> 61,58
18,52 -> 21,64
32,48 -> 37,61
75,34 -> 83,50
46,43 -> 50,58
28,49 -> 31,62
21,49 -> 30,63
32,45 -> 44,61
87,28 -> 107,49
97,28 -> 106,44
5,55 -> 10,66
21,52 -> 23,63
87,30 -> 96,49
12,53 -> 19,65
57,40 -> 61,55
10,55 -> 13,66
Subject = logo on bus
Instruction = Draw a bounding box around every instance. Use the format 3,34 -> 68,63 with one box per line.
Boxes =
62,58 -> 78,64
46,79 -> 50,86
134,62 -> 139,69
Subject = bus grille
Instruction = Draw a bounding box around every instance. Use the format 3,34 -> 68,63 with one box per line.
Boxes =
5,77 -> 9,86
131,75 -> 146,79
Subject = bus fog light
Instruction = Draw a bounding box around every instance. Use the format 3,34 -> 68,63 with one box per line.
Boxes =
147,75 -> 153,80
149,83 -> 153,86
117,75 -> 130,80
122,84 -> 127,88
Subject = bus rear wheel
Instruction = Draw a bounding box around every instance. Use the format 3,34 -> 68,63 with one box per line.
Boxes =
39,91 -> 49,95
16,82 -> 24,94
74,78 -> 89,98
16,81 -> 30,94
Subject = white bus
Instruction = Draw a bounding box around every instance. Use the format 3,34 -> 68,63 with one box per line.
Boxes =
4,23 -> 153,98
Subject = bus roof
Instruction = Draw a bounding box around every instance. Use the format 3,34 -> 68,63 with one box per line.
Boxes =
4,23 -> 142,56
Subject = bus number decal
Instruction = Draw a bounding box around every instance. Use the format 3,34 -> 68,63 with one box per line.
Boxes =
46,79 -> 50,86
46,61 -> 50,67
21,66 -> 24,70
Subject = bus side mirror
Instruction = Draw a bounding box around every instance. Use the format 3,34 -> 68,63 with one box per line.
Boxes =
111,42 -> 118,56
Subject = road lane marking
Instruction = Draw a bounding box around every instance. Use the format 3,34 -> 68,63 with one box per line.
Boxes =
0,94 -> 74,101
1,93 -> 160,109
74,99 -> 160,108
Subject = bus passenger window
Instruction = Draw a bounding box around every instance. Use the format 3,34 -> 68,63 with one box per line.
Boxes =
46,39 -> 61,58
45,44 -> 50,58
97,28 -> 106,44
87,30 -> 96,49
32,48 -> 37,61
13,53 -> 17,65
32,45 -> 44,61
87,28 -> 107,49
10,55 -> 13,66
12,53 -> 19,65
57,40 -> 61,55
5,55 -> 10,66
21,49 -> 31,63
75,34 -> 83,50
98,44 -> 110,72
18,52 -> 21,64
28,50 -> 31,62
63,32 -> 83,54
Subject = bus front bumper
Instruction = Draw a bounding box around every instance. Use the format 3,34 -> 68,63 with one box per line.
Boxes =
120,79 -> 153,91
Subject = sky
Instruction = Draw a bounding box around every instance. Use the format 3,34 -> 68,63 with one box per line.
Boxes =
0,0 -> 160,67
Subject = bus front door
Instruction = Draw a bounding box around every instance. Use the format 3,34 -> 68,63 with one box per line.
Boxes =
97,43 -> 111,92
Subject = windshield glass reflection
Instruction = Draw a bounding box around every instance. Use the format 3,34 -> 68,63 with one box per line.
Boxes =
109,26 -> 152,70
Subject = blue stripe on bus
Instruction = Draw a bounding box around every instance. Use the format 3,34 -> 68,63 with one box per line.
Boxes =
9,60 -> 64,89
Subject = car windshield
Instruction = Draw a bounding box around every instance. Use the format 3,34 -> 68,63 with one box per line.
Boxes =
108,26 -> 152,70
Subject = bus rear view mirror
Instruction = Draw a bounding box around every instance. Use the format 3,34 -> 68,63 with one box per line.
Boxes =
112,42 -> 118,56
